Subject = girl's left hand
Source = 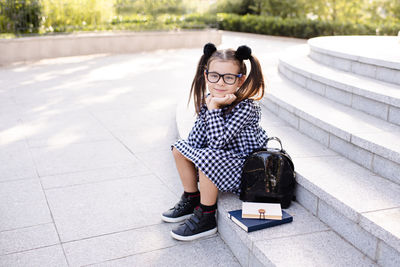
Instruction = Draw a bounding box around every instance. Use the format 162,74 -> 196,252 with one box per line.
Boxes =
206,94 -> 237,110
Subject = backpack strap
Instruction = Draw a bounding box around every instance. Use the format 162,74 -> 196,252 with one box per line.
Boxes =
265,137 -> 283,151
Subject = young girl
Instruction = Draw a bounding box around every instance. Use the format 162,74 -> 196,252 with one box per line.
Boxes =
162,43 -> 268,241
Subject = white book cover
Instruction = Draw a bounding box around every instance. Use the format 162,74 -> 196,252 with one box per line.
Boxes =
242,202 -> 282,220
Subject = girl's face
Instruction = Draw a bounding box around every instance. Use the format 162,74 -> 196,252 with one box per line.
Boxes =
204,60 -> 246,98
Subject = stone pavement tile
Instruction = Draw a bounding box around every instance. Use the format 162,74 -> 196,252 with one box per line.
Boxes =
79,57 -> 194,113
253,231 -> 376,267
18,101 -> 87,121
0,223 -> 59,255
0,118 -> 26,145
0,99 -> 21,121
0,179 -> 52,232
75,87 -> 149,114
135,149 -> 179,180
120,108 -> 177,133
0,89 -> 14,100
158,175 -> 184,198
45,174 -> 177,242
89,236 -> 241,267
86,94 -> 177,125
30,140 -> 138,177
117,130 -> 177,154
21,111 -> 114,148
110,110 -> 178,154
0,245 -> 68,267
41,163 -> 151,189
63,223 -> 178,267
83,93 -> 150,114
0,55 -> 101,90
13,78 -> 137,115
13,87 -> 78,112
0,141 -> 38,182
88,110 -> 142,135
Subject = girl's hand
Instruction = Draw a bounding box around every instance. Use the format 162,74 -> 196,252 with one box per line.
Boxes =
206,94 -> 237,110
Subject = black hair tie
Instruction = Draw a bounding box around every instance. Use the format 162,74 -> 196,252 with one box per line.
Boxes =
203,43 -> 217,58
235,45 -> 252,60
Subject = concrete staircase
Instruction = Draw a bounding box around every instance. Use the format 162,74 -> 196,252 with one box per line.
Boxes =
260,36 -> 400,266
175,35 -> 399,266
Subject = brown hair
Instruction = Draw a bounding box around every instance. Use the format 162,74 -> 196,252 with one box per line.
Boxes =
189,46 -> 265,114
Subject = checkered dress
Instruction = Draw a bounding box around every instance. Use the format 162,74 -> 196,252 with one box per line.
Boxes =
173,98 -> 268,195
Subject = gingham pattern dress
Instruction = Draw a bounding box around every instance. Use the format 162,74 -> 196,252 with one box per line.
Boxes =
173,98 -> 268,195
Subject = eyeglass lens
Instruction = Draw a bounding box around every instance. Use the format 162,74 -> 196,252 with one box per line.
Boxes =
207,72 -> 238,85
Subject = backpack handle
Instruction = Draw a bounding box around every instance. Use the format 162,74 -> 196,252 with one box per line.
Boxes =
266,137 -> 283,151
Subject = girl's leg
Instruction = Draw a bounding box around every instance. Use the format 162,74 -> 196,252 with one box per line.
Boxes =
198,170 -> 218,205
170,169 -> 218,241
162,147 -> 199,223
172,147 -> 198,192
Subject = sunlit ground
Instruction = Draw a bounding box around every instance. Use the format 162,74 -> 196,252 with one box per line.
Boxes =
0,33 -> 307,265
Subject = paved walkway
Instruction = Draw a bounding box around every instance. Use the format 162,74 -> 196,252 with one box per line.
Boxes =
0,32 -> 304,266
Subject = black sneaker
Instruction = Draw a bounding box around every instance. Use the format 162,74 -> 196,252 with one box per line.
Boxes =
161,194 -> 200,223
170,207 -> 217,241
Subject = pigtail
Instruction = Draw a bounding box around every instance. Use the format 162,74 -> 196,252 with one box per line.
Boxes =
231,46 -> 264,110
189,43 -> 217,114
238,54 -> 264,101
189,54 -> 207,114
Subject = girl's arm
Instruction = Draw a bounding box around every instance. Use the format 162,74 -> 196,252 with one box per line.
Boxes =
205,99 -> 256,149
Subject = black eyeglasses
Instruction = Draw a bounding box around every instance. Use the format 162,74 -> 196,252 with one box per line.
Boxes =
205,70 -> 242,85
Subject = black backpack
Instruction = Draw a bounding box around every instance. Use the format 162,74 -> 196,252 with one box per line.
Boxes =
240,137 -> 296,209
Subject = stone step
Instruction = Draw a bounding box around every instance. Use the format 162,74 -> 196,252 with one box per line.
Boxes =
308,36 -> 400,86
256,109 -> 400,265
263,70 -> 400,186
218,194 -> 377,267
278,44 -> 400,126
175,98 -> 385,266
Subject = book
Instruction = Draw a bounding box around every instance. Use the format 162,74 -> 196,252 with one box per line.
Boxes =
242,202 -> 282,220
228,209 -> 293,233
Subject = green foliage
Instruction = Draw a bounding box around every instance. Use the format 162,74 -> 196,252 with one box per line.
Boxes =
216,13 -> 399,38
1,0 -> 399,37
0,0 -> 41,33
40,0 -> 114,32
254,0 -> 307,18
212,0 -> 254,15
213,0 -> 400,25
211,0 -> 308,17
367,0 -> 400,24
114,0 -> 186,16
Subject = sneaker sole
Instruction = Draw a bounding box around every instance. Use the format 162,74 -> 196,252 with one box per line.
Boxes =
170,227 -> 217,241
161,213 -> 192,223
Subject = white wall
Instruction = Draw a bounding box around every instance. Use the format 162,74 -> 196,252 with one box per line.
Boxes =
0,30 -> 222,66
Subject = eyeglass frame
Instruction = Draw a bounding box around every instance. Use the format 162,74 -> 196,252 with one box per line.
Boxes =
205,70 -> 243,85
